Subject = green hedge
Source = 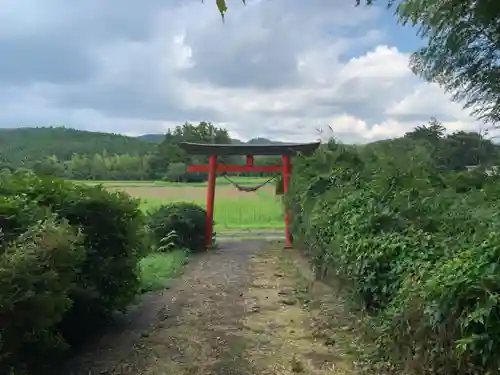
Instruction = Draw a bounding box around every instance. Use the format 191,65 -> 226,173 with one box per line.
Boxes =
0,172 -> 146,372
286,140 -> 500,375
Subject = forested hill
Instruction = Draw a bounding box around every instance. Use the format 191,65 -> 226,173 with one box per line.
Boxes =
136,134 -> 164,143
0,127 -> 154,168
138,133 -> 283,145
0,126 -> 284,175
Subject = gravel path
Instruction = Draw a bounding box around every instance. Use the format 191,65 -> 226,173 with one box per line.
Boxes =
59,240 -> 359,375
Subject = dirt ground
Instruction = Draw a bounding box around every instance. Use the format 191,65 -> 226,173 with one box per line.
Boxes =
60,240 -> 361,375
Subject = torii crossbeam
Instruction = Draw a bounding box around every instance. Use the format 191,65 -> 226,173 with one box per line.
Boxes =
179,141 -> 320,249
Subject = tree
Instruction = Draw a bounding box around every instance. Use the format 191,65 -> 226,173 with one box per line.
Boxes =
394,0 -> 500,124
402,118 -> 500,171
165,162 -> 187,182
358,0 -> 500,126
405,117 -> 446,144
149,121 -> 233,179
404,119 -> 447,167
32,156 -> 65,177
445,131 -> 498,170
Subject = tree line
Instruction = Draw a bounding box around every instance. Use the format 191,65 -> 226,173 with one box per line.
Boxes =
371,118 -> 500,172
0,126 -> 152,171
1,122 -> 282,181
2,119 -> 498,181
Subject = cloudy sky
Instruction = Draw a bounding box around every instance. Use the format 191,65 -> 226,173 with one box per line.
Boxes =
0,0 -> 483,142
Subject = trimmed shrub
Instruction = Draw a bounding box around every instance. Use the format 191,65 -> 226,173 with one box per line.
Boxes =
147,202 -> 208,252
0,196 -> 85,372
0,171 -> 147,348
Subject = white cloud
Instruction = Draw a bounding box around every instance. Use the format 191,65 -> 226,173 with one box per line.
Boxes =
0,0 -> 480,143
387,82 -> 472,121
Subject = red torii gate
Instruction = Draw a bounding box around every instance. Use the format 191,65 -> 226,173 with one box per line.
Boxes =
179,142 -> 320,249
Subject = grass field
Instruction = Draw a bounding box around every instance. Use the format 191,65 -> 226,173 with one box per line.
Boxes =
75,177 -> 285,293
88,178 -> 285,230
76,177 -> 269,188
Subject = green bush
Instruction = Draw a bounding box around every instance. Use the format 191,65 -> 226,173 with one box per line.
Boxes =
286,140 -> 500,375
0,196 -> 85,372
147,202 -> 208,252
379,231 -> 500,374
3,173 -> 146,319
0,173 -> 145,356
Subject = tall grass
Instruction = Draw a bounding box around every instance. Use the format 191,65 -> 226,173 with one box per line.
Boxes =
139,250 -> 187,293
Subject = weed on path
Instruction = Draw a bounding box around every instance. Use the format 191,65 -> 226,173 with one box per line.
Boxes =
61,241 -> 361,375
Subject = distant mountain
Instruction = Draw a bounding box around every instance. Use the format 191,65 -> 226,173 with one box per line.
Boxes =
0,126 -> 286,169
137,133 -> 283,145
0,127 -> 154,168
246,137 -> 286,145
136,134 -> 165,143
